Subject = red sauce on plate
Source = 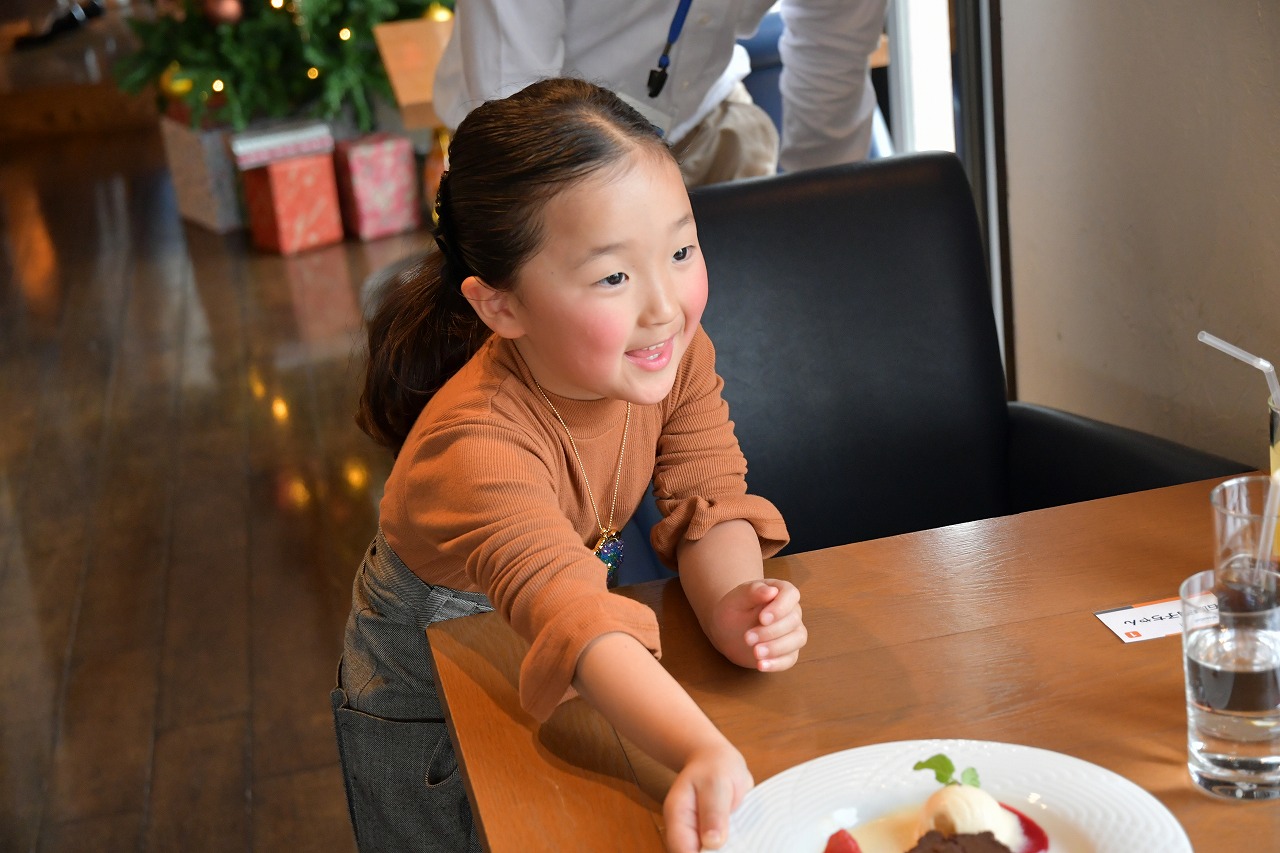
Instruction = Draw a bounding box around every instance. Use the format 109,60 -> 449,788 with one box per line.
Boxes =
1001,804 -> 1049,853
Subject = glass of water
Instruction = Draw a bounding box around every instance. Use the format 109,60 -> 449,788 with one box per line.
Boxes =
1181,567 -> 1280,799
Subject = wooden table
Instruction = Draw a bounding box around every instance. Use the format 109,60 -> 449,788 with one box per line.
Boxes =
428,479 -> 1280,851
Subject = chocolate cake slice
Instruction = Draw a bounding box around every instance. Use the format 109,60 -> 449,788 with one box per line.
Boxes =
905,830 -> 1013,853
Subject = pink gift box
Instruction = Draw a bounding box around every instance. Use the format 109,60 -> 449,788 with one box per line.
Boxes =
335,134 -> 421,241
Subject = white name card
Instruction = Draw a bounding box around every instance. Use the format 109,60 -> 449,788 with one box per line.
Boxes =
1094,596 -> 1186,643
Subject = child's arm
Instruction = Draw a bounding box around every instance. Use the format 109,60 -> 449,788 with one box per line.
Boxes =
573,631 -> 751,853
677,518 -> 807,671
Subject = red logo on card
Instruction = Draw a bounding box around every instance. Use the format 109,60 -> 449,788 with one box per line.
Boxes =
1125,630 -> 1141,638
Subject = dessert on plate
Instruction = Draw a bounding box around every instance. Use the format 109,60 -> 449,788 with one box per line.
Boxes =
903,830 -> 1012,853
823,754 -> 1049,853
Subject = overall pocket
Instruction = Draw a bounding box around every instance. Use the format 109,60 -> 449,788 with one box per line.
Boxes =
331,686 -> 477,853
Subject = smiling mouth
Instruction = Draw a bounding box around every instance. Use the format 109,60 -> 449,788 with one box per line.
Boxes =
629,340 -> 669,361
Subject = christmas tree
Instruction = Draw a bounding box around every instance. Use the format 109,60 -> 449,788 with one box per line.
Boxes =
116,0 -> 452,132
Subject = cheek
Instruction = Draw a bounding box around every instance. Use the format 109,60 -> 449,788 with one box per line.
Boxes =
567,308 -> 633,365
684,263 -> 709,329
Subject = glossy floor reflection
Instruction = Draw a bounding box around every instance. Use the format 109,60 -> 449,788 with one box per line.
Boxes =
0,128 -> 430,851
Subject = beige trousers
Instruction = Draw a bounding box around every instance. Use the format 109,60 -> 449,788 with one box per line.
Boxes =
672,82 -> 780,187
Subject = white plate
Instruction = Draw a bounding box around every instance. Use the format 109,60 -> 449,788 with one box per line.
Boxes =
710,739 -> 1192,853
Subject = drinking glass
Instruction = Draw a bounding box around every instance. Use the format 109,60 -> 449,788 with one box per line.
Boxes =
1181,568 -> 1280,799
1211,475 -> 1280,575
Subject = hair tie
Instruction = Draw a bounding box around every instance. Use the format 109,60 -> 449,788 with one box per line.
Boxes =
432,171 -> 471,280
433,232 -> 469,278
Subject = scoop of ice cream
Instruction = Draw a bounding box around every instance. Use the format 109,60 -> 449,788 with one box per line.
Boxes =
915,785 -> 1024,852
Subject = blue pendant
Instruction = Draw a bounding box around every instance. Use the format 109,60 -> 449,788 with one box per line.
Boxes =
593,530 -> 624,588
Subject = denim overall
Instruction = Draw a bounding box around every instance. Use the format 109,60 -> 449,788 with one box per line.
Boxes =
331,530 -> 492,852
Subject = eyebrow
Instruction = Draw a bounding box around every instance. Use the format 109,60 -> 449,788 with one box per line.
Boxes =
572,213 -> 694,269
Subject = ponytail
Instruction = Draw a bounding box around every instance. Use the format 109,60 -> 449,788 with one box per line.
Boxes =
355,249 -> 488,454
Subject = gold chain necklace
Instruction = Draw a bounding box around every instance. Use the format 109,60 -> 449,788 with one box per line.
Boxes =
527,374 -> 631,587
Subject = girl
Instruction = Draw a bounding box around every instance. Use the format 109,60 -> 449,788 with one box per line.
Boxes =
331,78 -> 808,853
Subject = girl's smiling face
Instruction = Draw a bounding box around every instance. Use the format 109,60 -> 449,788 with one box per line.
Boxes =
488,149 -> 708,403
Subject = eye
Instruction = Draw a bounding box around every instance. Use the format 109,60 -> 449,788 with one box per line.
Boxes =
673,245 -> 693,262
599,272 -> 627,287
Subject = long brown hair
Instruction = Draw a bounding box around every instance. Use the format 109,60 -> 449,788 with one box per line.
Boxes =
356,78 -> 673,454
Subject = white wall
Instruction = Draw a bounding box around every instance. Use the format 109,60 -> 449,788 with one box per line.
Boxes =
1002,0 -> 1280,470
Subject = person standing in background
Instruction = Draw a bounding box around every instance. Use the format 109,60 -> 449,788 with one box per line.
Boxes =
432,0 -> 888,186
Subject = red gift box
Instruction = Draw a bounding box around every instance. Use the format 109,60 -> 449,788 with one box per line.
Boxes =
335,134 -> 421,241
231,121 -> 343,255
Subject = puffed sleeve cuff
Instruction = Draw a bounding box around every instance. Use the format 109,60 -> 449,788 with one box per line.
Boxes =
517,593 -> 662,722
650,493 -> 790,567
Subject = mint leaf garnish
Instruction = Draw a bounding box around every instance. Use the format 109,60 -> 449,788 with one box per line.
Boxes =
913,754 -> 956,786
913,753 -> 981,787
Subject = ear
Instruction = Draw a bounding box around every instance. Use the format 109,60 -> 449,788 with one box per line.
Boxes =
461,276 -> 525,339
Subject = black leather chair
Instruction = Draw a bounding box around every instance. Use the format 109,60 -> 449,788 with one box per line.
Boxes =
688,152 -> 1249,555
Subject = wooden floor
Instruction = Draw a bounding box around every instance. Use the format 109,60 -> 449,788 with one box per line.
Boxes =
0,126 -> 433,851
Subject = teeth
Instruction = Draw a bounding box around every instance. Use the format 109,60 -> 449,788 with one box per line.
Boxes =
629,339 -> 669,361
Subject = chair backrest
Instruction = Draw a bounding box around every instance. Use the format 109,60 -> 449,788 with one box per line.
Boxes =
691,152 -> 1012,553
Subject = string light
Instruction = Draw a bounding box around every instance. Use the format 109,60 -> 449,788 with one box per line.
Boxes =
272,397 -> 289,422
211,79 -> 225,92
338,27 -> 352,41
307,67 -> 319,79
270,0 -> 284,8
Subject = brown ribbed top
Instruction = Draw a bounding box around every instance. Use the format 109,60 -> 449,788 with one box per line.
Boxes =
379,326 -> 788,720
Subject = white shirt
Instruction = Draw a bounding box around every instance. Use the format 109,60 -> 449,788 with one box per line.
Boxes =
433,0 -> 887,171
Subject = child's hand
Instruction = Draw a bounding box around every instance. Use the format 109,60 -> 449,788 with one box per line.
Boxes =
711,579 -> 807,671
663,741 -> 753,852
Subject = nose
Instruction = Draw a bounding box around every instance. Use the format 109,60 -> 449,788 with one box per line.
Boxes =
640,268 -> 680,327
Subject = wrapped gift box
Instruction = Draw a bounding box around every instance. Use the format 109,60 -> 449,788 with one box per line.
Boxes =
335,134 -> 420,241
231,121 -> 343,255
159,115 -> 244,233
373,17 -> 453,129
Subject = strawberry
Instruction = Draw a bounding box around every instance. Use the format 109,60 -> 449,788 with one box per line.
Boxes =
823,828 -> 862,853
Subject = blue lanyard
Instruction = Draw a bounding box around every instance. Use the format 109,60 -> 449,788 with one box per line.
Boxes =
648,0 -> 694,97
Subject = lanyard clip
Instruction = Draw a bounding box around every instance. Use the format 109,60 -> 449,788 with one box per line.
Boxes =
649,0 -> 691,98
647,66 -> 669,98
